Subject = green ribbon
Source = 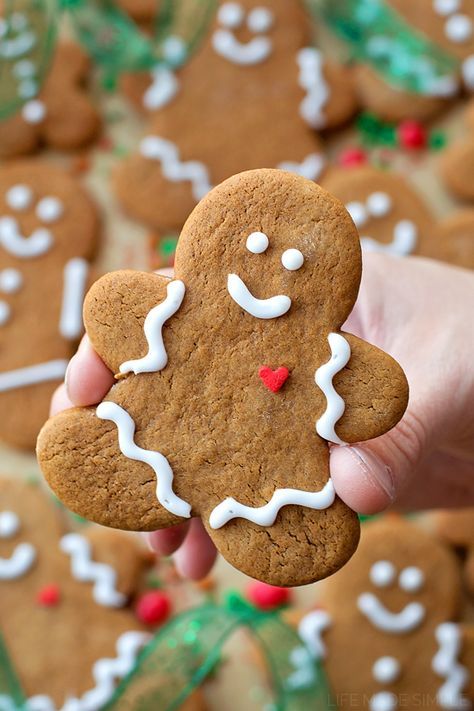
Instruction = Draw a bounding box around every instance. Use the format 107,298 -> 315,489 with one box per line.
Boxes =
306,0 -> 458,96
0,634 -> 27,710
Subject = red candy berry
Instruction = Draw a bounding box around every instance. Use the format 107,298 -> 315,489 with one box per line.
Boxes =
37,584 -> 61,607
247,581 -> 292,610
136,591 -> 171,626
398,120 -> 426,149
339,147 -> 367,167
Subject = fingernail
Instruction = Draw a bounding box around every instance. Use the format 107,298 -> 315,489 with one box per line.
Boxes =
64,355 -> 75,392
346,446 -> 396,502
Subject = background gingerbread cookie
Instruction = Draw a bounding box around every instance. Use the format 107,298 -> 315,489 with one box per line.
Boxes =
440,99 -> 474,201
435,508 -> 474,598
0,42 -> 101,159
115,0 -> 357,234
38,169 -> 408,586
298,517 -> 474,709
0,161 -> 100,449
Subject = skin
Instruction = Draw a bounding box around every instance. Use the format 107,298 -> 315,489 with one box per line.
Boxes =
51,254 -> 474,580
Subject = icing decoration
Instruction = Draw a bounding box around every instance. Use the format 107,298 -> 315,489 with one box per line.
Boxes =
119,280 -> 186,375
434,0 -> 461,15
370,560 -> 396,588
445,14 -> 472,43
314,333 -> 351,445
227,273 -> 291,319
218,2 -> 245,29
143,66 -> 179,110
0,302 -> 10,327
0,359 -> 68,392
297,48 -> 329,129
462,55 -> 474,90
258,365 -> 289,393
208,478 -> 336,529
212,5 -> 274,66
398,566 -> 424,593
60,533 -> 126,608
281,248 -> 304,271
369,691 -> 398,711
246,231 -> 269,254
357,592 -> 425,633
298,609 -> 332,660
372,656 -> 401,684
140,136 -> 212,201
0,512 -> 20,539
247,7 -> 274,33
432,623 -> 470,710
0,30 -> 36,59
96,401 -> 192,519
136,590 -> 171,626
0,269 -> 22,294
5,185 -> 32,212
35,196 -> 63,223
21,99 -> 46,124
13,59 -> 36,78
361,219 -> 418,257
277,153 -> 325,181
36,583 -> 60,607
0,217 -> 53,258
346,201 -> 368,228
0,542 -> 36,580
366,192 -> 392,218
59,258 -> 89,340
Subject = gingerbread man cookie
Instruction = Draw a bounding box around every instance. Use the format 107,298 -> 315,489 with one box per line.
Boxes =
38,169 -> 408,586
0,161 -> 100,449
324,165 -> 474,267
116,0 -> 357,234
298,517 -> 474,710
0,42 -> 101,159
435,509 -> 474,599
440,99 -> 474,202
353,0 -> 474,121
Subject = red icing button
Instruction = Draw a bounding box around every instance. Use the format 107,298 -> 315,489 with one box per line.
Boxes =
259,366 -> 289,393
247,581 -> 292,610
398,120 -> 426,149
136,591 -> 171,626
37,584 -> 61,607
339,147 -> 367,167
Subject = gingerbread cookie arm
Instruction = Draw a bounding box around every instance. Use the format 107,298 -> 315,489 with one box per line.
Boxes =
322,333 -> 409,445
0,114 -> 38,159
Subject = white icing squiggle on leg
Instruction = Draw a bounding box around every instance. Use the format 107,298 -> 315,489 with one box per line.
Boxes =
119,280 -> 185,375
298,609 -> 332,660
60,533 -> 126,608
59,258 -> 89,340
209,479 -> 335,529
432,623 -> 471,710
0,359 -> 68,392
0,542 -> 36,579
96,401 -> 191,519
315,333 -> 350,445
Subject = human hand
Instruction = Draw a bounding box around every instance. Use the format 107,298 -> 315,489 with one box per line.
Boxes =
50,253 -> 474,579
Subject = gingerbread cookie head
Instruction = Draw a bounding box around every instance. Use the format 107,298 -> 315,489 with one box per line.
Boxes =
435,508 -> 474,599
0,160 -> 99,449
428,210 -> 474,269
116,0 -> 357,234
0,42 -> 100,159
299,517 -> 473,710
39,169 -> 408,587
323,167 -> 435,258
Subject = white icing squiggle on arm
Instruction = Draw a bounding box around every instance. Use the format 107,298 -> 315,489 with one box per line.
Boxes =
120,280 -> 185,376
297,48 -> 329,129
59,258 -> 89,340
432,623 -> 471,710
357,592 -> 425,633
298,609 -> 332,660
0,542 -> 36,579
227,273 -> 291,319
315,333 -> 351,445
277,153 -> 325,181
209,479 -> 335,529
96,401 -> 191,519
60,533 -> 126,608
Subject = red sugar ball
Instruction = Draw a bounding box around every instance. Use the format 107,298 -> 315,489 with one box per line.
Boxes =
398,120 -> 426,149
136,590 -> 171,626
339,147 -> 367,167
247,581 -> 292,610
37,584 -> 61,607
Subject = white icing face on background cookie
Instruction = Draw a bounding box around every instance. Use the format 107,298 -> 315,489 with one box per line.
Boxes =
212,2 -> 275,65
431,0 -> 474,90
0,509 -> 37,580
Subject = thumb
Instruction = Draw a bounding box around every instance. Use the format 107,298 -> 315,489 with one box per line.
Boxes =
329,411 -> 427,515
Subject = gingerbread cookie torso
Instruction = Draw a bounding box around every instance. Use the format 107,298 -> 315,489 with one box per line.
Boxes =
0,161 -> 100,448
115,0 -> 357,233
38,169 -> 408,586
299,517 -> 474,710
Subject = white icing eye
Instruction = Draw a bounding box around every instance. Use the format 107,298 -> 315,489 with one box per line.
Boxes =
246,231 -> 269,254
247,6 -> 274,33
445,14 -> 473,43
346,201 -> 367,228
0,268 -> 23,294
372,656 -> 401,684
281,248 -> 304,271
6,184 -> 33,211
21,99 -> 46,125
399,566 -> 425,592
370,560 -> 396,587
366,191 -> 392,218
433,0 -> 460,15
36,196 -> 64,223
218,2 -> 244,28
0,511 -> 20,538
0,301 -> 11,326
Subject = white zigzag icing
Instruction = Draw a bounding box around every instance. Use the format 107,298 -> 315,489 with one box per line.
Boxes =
314,333 -> 351,445
432,623 -> 471,710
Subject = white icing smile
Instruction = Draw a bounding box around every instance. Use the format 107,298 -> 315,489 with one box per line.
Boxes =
346,192 -> 418,256
227,273 -> 291,319
0,216 -> 53,258
0,542 -> 36,580
212,3 -> 274,65
357,592 -> 425,633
